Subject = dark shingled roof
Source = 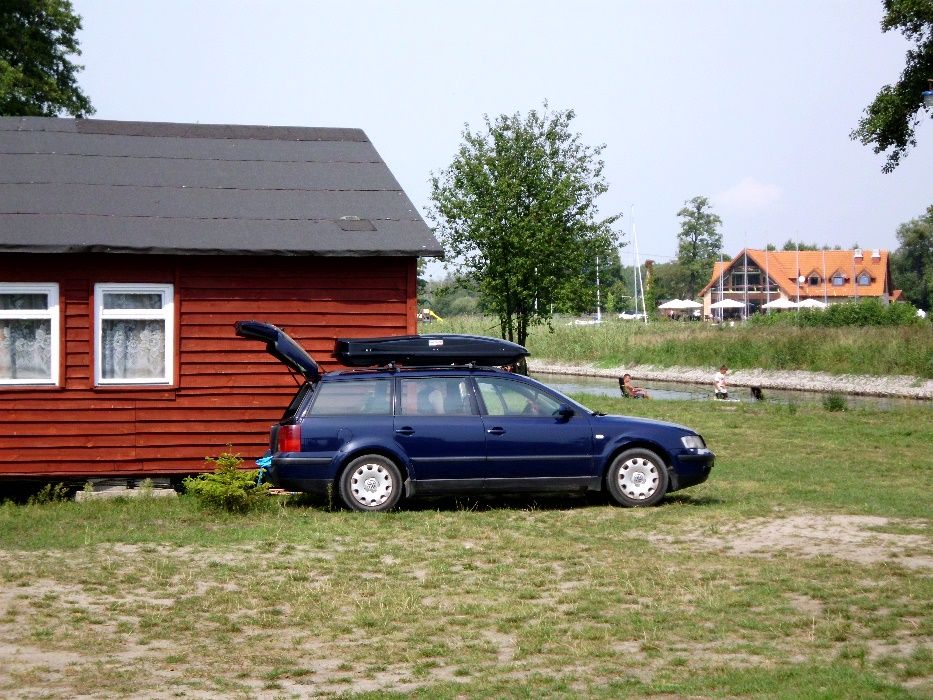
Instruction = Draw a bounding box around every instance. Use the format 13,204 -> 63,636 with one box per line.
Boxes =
0,117 -> 443,258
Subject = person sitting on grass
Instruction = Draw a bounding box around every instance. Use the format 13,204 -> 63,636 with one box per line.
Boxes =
621,373 -> 651,399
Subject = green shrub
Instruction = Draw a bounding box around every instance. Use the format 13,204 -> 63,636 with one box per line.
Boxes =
746,299 -> 925,329
183,450 -> 270,513
27,482 -> 71,505
822,393 -> 848,412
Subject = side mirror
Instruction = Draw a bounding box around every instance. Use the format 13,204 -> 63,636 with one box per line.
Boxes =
557,405 -> 575,419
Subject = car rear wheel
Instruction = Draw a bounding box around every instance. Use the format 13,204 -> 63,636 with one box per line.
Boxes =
339,454 -> 402,512
606,448 -> 668,507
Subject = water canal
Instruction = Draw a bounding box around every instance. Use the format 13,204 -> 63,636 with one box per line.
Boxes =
532,372 -> 927,410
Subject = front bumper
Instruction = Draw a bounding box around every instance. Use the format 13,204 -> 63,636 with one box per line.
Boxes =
668,450 -> 715,492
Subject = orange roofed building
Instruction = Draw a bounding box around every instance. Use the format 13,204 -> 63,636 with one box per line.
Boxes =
700,248 -> 900,318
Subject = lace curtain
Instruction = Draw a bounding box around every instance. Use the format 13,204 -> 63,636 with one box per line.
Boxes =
0,293 -> 48,311
0,319 -> 52,380
101,320 -> 166,380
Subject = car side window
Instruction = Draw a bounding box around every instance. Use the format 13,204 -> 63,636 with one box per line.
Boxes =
475,378 -> 562,417
307,379 -> 392,415
398,377 -> 476,416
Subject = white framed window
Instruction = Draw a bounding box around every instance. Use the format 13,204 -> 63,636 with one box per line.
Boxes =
94,283 -> 174,385
0,283 -> 60,385
856,271 -> 872,286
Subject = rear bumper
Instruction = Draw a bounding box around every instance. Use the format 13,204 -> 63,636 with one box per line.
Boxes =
269,456 -> 335,494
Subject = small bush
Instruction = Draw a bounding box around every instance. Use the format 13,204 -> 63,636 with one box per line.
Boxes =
27,482 -> 71,505
823,393 -> 848,412
183,450 -> 270,513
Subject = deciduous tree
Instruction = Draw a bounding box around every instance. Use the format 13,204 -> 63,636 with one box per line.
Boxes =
891,205 -> 933,310
429,105 -> 621,350
850,0 -> 933,172
676,196 -> 722,298
0,0 -> 94,117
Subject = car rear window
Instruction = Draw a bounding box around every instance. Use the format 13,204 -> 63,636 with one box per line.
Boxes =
307,379 -> 392,416
398,377 -> 476,416
281,383 -> 314,422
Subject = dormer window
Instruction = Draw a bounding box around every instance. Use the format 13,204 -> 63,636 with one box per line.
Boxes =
856,271 -> 872,286
831,271 -> 846,287
806,271 -> 821,286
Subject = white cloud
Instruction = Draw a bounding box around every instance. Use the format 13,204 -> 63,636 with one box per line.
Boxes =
715,177 -> 782,212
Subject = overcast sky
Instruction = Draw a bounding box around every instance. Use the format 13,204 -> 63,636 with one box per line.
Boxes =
72,0 -> 932,277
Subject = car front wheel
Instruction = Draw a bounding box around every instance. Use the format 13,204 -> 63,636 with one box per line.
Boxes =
606,448 -> 669,507
339,454 -> 402,512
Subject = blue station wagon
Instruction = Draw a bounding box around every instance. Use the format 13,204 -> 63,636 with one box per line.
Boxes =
236,322 -> 714,511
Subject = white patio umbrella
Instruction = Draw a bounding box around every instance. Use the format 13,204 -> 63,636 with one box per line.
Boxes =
709,298 -> 746,309
657,299 -> 686,310
797,298 -> 827,309
679,299 -> 702,309
762,297 -> 798,309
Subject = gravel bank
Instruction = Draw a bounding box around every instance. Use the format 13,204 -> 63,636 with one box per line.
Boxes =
528,359 -> 932,400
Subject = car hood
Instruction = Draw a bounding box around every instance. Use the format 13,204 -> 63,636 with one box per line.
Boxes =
593,413 -> 696,437
234,320 -> 320,381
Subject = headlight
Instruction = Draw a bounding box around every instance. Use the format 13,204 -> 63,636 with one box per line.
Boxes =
681,435 -> 706,449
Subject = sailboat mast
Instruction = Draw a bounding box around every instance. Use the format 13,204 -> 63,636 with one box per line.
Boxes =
595,256 -> 601,323
632,207 -> 648,324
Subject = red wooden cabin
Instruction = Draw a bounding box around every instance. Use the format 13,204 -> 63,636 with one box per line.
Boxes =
0,118 -> 442,479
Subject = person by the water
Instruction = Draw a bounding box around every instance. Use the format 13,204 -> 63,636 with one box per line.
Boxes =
621,373 -> 651,399
714,365 -> 729,400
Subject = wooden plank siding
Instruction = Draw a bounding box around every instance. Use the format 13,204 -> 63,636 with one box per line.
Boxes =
0,253 -> 417,478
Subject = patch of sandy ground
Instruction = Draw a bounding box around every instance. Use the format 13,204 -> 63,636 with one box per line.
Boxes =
657,513 -> 932,570
0,514 -> 929,697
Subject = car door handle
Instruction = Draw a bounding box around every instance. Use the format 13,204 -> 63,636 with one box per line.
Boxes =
395,427 -> 415,436
486,427 -> 505,436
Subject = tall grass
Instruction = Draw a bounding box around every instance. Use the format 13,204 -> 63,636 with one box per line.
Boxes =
430,315 -> 933,377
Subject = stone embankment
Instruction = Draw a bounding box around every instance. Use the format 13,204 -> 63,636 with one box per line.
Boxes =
528,359 -> 932,400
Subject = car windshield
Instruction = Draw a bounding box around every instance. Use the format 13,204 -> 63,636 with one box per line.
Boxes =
542,385 -> 597,415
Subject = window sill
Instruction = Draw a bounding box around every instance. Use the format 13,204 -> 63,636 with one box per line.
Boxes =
93,384 -> 176,391
0,383 -> 63,391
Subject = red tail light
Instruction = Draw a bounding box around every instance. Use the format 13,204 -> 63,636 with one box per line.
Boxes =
277,424 -> 301,453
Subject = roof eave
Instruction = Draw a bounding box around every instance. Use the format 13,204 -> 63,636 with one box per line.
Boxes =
0,244 -> 445,258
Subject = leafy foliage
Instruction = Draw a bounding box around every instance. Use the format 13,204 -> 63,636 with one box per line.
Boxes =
779,240 -> 844,251
183,450 -> 270,513
676,196 -> 722,298
0,0 -> 94,117
647,260 -> 691,305
429,104 -> 621,349
26,482 -> 70,505
890,204 -> 933,310
746,298 -> 924,327
850,0 -> 933,172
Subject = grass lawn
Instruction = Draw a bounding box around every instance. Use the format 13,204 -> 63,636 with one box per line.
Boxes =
1,398 -> 931,698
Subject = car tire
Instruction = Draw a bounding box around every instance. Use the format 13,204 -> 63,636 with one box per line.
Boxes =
606,448 -> 669,507
339,454 -> 402,512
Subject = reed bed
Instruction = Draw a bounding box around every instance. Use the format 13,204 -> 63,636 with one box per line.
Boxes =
432,316 -> 933,378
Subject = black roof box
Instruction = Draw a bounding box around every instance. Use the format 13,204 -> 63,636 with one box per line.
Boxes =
333,334 -> 528,367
